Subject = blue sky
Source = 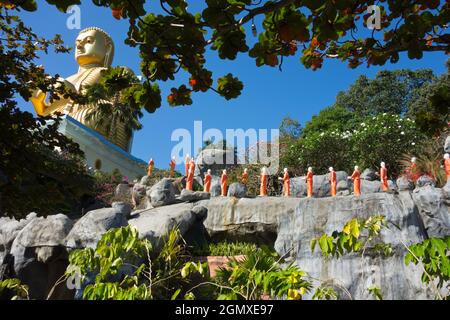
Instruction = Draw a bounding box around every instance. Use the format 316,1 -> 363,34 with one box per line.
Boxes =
17,1 -> 448,172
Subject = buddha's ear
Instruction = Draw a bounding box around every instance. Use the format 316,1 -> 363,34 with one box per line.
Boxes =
104,41 -> 115,67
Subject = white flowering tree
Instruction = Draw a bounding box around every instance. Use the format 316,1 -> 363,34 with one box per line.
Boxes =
285,114 -> 424,176
351,114 -> 423,176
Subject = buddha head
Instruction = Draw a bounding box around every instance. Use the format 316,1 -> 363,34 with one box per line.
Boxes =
75,27 -> 114,67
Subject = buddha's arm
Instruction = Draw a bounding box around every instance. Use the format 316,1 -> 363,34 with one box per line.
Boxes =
30,78 -> 77,116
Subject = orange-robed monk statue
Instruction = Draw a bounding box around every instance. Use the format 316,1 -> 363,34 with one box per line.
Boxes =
329,167 -> 337,197
147,158 -> 154,176
260,167 -> 269,196
349,165 -> 361,196
169,156 -> 176,178
204,169 -> 212,193
241,168 -> 249,185
184,154 -> 190,177
221,169 -> 228,196
380,162 -> 388,192
278,168 -> 290,197
306,167 -> 314,198
186,159 -> 195,191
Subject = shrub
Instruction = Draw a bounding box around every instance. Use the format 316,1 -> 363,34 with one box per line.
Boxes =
65,226 -> 206,300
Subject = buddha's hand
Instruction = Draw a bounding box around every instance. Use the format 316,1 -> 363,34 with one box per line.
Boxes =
30,89 -> 47,116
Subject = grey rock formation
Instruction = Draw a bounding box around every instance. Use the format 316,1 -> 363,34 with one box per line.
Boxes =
132,183 -> 148,209
115,183 -> 132,199
360,180 -> 381,194
290,171 -> 348,198
361,168 -> 378,181
128,203 -> 198,248
195,192 -> 442,299
397,176 -> 415,191
412,185 -> 450,238
209,175 -> 222,197
194,148 -> 237,176
445,135 -> 450,153
0,215 -> 34,252
273,193 -> 433,299
337,180 -> 349,192
65,203 -> 130,249
198,197 -> 299,244
227,182 -> 248,198
179,189 -> 211,202
147,178 -> 177,207
416,175 -> 436,188
10,214 -> 74,299
140,175 -> 153,187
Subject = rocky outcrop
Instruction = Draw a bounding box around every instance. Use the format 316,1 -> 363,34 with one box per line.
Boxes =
179,189 -> 211,202
128,203 -> 205,249
197,193 -> 434,299
227,183 -> 248,198
2,176 -> 449,300
361,168 -> 378,181
209,175 -> 222,197
198,197 -> 299,245
115,183 -> 132,200
10,214 -> 74,299
65,202 -> 130,249
397,176 -> 415,191
416,175 -> 436,188
194,148 -> 237,176
412,185 -> 449,238
289,171 -> 348,198
147,178 -> 177,207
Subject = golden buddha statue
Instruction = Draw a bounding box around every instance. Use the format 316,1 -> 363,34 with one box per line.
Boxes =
31,27 -> 132,151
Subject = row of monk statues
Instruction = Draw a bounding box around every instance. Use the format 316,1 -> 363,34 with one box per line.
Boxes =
146,153 -> 450,198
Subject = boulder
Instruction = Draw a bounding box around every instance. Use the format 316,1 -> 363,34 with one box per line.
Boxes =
337,179 -> 349,192
131,183 -> 148,209
10,214 -> 74,299
361,168 -> 378,181
360,180 -> 381,194
194,148 -> 237,176
415,175 -> 436,188
140,175 -> 152,187
397,176 -> 415,191
209,175 -> 222,197
128,203 -> 199,249
412,185 -> 450,238
227,183 -> 248,198
179,189 -> 211,202
65,203 -> 130,249
147,178 -> 177,207
290,171 -> 348,198
115,183 -> 132,199
0,214 -> 35,252
359,179 -> 397,194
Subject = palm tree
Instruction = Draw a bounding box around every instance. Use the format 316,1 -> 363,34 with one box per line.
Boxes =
84,67 -> 144,151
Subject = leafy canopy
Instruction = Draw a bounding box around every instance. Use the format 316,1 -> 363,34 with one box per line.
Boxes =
5,0 -> 450,111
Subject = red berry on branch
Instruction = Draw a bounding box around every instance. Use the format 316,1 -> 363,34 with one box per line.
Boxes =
112,8 -> 123,20
189,79 -> 197,87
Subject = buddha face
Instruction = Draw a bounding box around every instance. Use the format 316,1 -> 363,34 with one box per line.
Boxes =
75,29 -> 107,66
